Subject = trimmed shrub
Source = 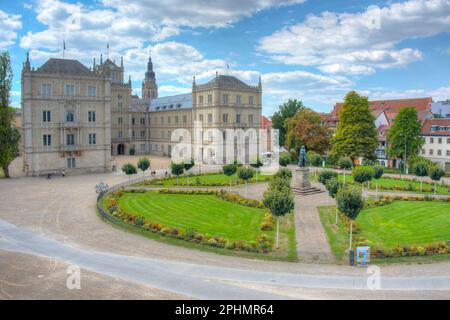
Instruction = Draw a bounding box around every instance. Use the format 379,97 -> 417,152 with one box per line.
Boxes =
352,166 -> 374,184
279,152 -> 291,167
307,151 -> 322,167
318,170 -> 338,185
338,157 -> 353,170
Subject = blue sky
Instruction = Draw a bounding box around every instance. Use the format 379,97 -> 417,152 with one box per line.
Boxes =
1,0 -> 450,115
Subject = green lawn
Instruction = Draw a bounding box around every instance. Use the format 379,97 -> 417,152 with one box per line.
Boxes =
319,201 -> 450,263
140,172 -> 271,187
357,201 -> 450,247
337,174 -> 449,195
119,191 -> 264,242
111,191 -> 296,260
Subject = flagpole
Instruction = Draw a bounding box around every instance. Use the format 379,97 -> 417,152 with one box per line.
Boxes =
63,40 -> 66,59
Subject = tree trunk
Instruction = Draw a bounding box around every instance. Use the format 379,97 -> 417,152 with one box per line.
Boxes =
420,178 -> 423,193
349,221 -> 353,251
376,180 -> 378,199
276,217 -> 280,248
2,166 -> 10,178
245,181 -> 248,198
229,177 -> 232,193
434,182 -> 437,195
187,171 -> 190,186
335,206 -> 338,225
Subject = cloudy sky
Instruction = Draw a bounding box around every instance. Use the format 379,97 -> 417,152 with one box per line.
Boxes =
1,0 -> 450,115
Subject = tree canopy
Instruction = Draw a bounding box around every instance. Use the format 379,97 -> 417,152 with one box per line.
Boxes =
331,91 -> 378,160
285,108 -> 331,156
386,107 -> 424,163
272,99 -> 304,146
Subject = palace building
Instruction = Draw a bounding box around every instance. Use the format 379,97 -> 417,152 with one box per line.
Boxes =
21,52 -> 262,175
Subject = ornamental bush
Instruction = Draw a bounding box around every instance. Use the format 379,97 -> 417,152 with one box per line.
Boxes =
338,157 -> 353,170
373,165 -> 384,180
352,166 -> 374,184
279,152 -> 291,167
307,151 -> 322,167
336,186 -> 364,220
318,170 -> 338,185
325,177 -> 341,199
275,167 -> 292,180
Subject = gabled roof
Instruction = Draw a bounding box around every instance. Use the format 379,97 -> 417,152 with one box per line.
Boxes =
36,58 -> 94,76
332,97 -> 432,117
149,93 -> 192,112
422,118 -> 450,136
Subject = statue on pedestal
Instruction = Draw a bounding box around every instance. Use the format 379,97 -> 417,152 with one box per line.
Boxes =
298,145 -> 307,167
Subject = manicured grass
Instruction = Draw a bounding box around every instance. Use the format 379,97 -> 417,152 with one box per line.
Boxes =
337,174 -> 449,195
357,201 -> 450,247
108,191 -> 296,261
118,192 -> 264,242
140,172 -> 272,187
319,201 -> 450,264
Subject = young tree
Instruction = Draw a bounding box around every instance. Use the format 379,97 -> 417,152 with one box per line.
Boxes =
386,107 -> 424,174
352,166 -> 374,190
285,108 -> 331,157
279,152 -> 290,167
237,166 -> 255,198
336,186 -> 364,253
222,163 -> 237,192
429,165 -> 445,195
372,165 -> 384,198
275,168 -> 292,181
263,189 -> 294,247
250,157 -> 263,182
0,51 -> 20,178
183,159 -> 195,185
268,176 -> 291,194
318,170 -> 337,186
331,91 -> 378,161
326,178 -> 342,224
170,162 -> 184,186
413,160 -> 429,192
338,156 -> 353,185
272,99 -> 304,146
307,151 -> 322,167
121,163 -> 137,182
137,157 -> 150,180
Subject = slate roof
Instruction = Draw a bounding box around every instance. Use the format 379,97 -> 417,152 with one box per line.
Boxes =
36,58 -> 94,76
149,93 -> 192,112
197,75 -> 258,90
422,119 -> 450,136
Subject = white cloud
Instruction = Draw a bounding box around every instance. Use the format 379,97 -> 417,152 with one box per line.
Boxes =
355,86 -> 450,102
259,0 -> 450,74
0,10 -> 22,49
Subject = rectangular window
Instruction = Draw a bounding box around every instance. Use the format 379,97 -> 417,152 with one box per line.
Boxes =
208,113 -> 212,123
421,149 -> 425,155
140,117 -> 145,125
65,84 -> 75,96
438,138 -> 442,144
175,116 -> 179,124
248,114 -> 253,125
87,86 -> 96,97
447,150 -> 450,156
199,114 -> 203,122
249,96 -> 254,105
199,95 -> 204,104
88,111 -> 96,122
161,117 -> 164,124
88,133 -> 96,145
66,134 -> 75,146
183,115 -> 187,124
132,130 -> 135,138
437,150 -> 442,156
429,149 -> 433,155
223,94 -> 229,105
118,117 -> 123,125
430,138 -> 434,143
43,134 -> 51,146
141,130 -> 145,138
140,144 -> 145,152
168,116 -> 171,124
42,84 -> 52,96
447,138 -> 450,144
223,113 -> 228,123
42,110 -> 51,122
118,131 -> 123,138
132,118 -> 135,125
207,94 -> 212,104
236,95 -> 241,105
236,114 -> 241,124
67,158 -> 76,169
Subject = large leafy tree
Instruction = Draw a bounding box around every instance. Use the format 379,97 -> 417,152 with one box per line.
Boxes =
285,108 -> 331,156
331,91 -> 378,161
0,51 -> 19,178
386,107 -> 424,171
272,99 -> 304,146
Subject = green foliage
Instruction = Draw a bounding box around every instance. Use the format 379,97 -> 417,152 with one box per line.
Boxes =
386,107 -> 424,161
352,166 -> 374,184
121,163 -> 137,176
373,165 -> 384,180
222,164 -> 237,176
318,170 -> 337,185
170,162 -> 184,176
307,151 -> 322,166
0,51 -> 19,178
336,186 -> 364,220
263,190 -> 294,217
137,157 -> 150,172
429,165 -> 445,182
275,168 -> 292,180
250,157 -> 263,169
268,177 -> 291,194
183,159 -> 195,171
325,177 -> 341,199
338,156 -> 353,170
272,99 -> 304,146
361,159 -> 375,166
413,160 -> 429,177
279,152 -> 291,167
331,91 -> 378,160
237,166 -> 255,181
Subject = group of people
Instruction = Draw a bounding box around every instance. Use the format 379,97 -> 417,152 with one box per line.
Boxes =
46,170 -> 65,179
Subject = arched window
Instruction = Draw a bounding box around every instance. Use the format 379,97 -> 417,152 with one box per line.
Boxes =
66,111 -> 74,122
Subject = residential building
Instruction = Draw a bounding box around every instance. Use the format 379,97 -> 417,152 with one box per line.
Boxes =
421,118 -> 450,172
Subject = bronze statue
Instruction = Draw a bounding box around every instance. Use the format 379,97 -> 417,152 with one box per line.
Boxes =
298,145 -> 307,167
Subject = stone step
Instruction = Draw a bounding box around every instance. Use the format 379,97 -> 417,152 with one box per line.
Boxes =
291,187 -> 325,196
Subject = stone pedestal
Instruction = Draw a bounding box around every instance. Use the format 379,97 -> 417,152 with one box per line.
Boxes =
294,167 -> 311,189
291,167 -> 324,196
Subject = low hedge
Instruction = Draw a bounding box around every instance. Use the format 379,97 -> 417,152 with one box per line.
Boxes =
140,173 -> 271,187
102,190 -> 272,254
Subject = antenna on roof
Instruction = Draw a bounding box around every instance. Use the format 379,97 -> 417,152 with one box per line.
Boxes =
107,43 -> 110,59
63,40 -> 66,59
226,63 -> 229,75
